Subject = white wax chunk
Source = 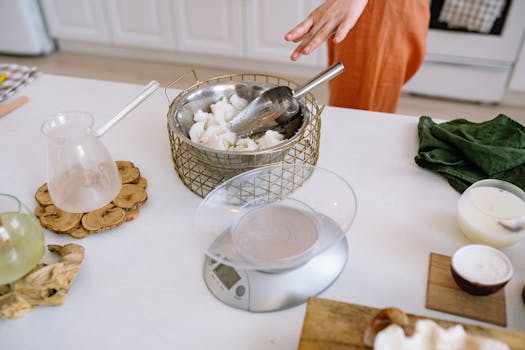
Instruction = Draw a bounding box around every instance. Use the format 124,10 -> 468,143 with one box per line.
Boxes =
256,130 -> 285,149
188,121 -> 205,142
220,131 -> 237,149
229,93 -> 248,110
200,124 -> 221,145
194,109 -> 211,122
190,93 -> 286,151
374,320 -> 509,350
210,97 -> 237,122
234,138 -> 258,151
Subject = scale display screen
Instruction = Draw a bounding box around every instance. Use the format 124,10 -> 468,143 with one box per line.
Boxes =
213,264 -> 241,289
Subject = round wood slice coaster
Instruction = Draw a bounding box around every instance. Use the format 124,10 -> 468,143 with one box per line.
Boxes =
34,160 -> 148,239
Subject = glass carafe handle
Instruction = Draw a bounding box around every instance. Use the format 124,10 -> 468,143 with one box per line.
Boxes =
95,80 -> 159,137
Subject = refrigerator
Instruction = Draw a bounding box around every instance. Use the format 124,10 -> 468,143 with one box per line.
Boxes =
0,0 -> 54,55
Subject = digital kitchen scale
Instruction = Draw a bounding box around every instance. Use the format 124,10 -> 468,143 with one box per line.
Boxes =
203,215 -> 348,312
194,163 -> 357,312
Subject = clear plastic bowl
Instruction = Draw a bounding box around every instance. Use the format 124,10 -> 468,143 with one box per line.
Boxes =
193,163 -> 358,271
231,197 -> 320,270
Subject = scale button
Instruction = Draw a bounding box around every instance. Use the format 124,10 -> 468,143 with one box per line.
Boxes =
235,285 -> 246,297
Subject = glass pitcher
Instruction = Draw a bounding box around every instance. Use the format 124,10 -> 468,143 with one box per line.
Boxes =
0,193 -> 45,285
41,111 -> 121,213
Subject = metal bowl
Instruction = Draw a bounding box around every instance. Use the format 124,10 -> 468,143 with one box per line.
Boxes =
167,73 -> 322,197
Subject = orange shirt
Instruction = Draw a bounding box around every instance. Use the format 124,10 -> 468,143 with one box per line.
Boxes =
328,0 -> 430,113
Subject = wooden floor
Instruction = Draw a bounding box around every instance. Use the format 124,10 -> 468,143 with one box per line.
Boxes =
1,51 -> 524,123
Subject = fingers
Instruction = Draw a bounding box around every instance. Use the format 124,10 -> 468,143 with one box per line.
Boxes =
290,22 -> 334,61
286,0 -> 369,61
287,2 -> 341,60
333,18 -> 354,44
290,50 -> 303,61
285,18 -> 314,42
305,22 -> 333,53
332,3 -> 365,43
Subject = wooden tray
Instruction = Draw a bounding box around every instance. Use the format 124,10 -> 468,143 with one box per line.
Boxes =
298,297 -> 525,350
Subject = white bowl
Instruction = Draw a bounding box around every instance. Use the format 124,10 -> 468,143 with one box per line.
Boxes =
457,179 -> 525,248
451,244 -> 513,295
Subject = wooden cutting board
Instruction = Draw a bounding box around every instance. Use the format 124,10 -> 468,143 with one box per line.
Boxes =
298,297 -> 525,350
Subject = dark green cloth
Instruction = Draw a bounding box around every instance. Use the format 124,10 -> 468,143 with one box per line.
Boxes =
415,114 -> 525,193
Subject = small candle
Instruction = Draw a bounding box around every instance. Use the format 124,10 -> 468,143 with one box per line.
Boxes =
458,180 -> 525,248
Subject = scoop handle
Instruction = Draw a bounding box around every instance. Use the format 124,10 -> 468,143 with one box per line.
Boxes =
95,80 -> 160,137
292,62 -> 344,98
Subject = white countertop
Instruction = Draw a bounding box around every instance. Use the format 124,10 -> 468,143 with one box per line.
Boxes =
1,74 -> 524,349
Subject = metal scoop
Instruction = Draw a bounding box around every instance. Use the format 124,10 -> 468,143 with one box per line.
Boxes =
229,62 -> 344,137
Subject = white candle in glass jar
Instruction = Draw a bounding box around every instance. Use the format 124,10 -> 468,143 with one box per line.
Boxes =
458,181 -> 525,248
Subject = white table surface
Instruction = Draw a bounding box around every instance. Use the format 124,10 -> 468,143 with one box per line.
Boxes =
1,74 -> 524,349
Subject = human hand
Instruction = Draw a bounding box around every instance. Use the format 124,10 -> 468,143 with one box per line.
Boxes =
285,0 -> 368,61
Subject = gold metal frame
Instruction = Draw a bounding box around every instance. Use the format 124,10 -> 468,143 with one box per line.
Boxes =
166,72 -> 323,198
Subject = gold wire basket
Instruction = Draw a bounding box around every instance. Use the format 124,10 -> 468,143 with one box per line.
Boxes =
166,71 -> 323,198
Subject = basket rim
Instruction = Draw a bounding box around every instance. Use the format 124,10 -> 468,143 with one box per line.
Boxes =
166,73 -> 322,156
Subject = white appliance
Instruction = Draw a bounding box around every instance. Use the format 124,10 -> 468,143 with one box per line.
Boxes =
0,0 -> 54,55
403,0 -> 525,103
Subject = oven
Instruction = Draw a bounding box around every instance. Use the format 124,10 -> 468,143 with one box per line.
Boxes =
403,0 -> 525,103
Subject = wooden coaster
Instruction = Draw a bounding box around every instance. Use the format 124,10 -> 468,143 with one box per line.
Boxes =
426,252 -> 506,326
34,160 -> 148,239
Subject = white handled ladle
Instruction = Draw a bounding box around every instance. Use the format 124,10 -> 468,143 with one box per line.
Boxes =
94,80 -> 160,137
